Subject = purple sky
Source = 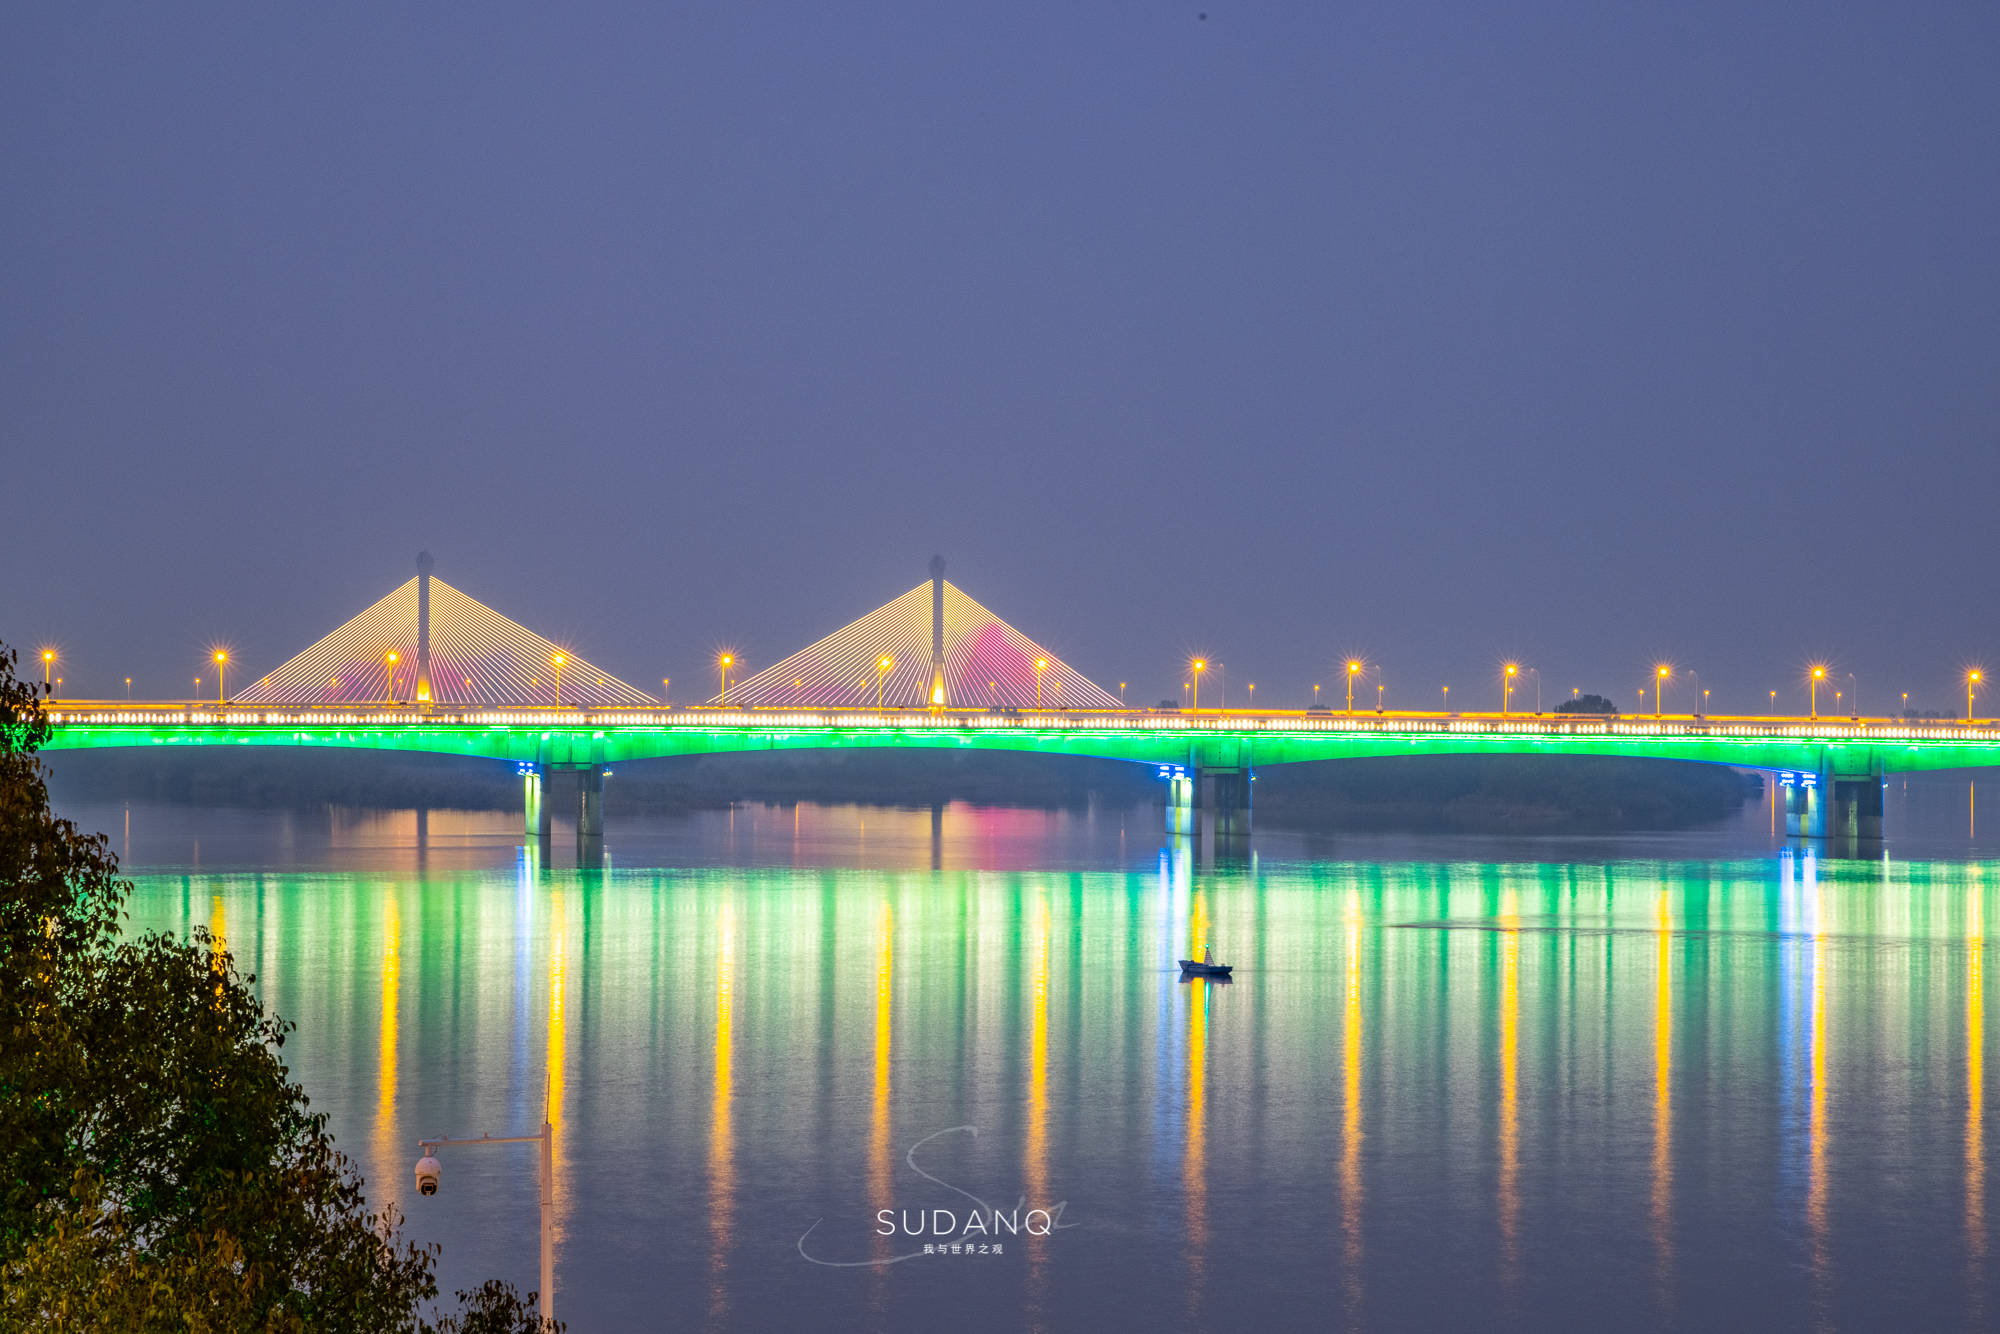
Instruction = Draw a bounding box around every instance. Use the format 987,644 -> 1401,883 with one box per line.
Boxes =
5,4 -> 1997,714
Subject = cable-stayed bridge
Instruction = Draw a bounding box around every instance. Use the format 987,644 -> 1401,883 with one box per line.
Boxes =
34,555 -> 2000,845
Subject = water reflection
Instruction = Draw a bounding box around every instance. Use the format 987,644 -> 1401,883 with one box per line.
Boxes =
1498,887 -> 1520,1299
1971,879 -> 1986,1322
1183,879 -> 1210,1320
106,812 -> 2000,1334
1340,888 -> 1363,1331
708,899 -> 735,1327
1652,886 -> 1672,1309
1026,887 -> 1051,1323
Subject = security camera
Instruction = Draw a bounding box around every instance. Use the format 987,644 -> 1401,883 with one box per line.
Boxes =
414,1154 -> 442,1196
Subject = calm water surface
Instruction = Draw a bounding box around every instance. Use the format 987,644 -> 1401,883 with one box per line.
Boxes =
69,781 -> 2000,1332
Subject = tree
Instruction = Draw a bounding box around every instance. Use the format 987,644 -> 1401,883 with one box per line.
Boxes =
1553,694 -> 1620,716
0,644 -> 553,1332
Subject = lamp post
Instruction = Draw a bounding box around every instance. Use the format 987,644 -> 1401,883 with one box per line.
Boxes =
125,677 -> 132,701
1503,664 -> 1518,715
1442,684 -> 1449,712
1191,660 -> 1206,714
718,654 -> 733,707
1687,670 -> 1702,716
1346,661 -> 1361,714
663,678 -> 671,704
1810,666 -> 1825,719
386,651 -> 399,706
40,649 -> 54,690
877,656 -> 893,709
414,1118 -> 555,1331
1528,667 -> 1540,714
1034,658 -> 1048,709
214,650 -> 228,704
1972,670 -> 1984,722
1313,683 -> 1320,708
1770,690 -> 1778,714
1247,682 -> 1256,708
1654,665 -> 1670,717
1119,682 -> 1127,708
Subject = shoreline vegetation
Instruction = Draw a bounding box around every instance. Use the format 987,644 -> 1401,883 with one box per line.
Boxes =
45,748 -> 1766,834
1,641 -> 556,1332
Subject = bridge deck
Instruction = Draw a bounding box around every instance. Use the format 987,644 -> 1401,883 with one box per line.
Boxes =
37,705 -> 2000,775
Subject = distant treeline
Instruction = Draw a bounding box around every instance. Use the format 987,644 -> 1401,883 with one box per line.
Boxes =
44,747 -> 1764,833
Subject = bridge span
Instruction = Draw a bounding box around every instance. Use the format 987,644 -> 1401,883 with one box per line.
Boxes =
40,702 -> 2000,843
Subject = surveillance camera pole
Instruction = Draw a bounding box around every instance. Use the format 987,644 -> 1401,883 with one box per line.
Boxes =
416,1118 -> 556,1329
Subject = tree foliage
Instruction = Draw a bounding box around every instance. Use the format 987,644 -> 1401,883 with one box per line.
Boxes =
0,643 -> 555,1332
1553,694 -> 1620,716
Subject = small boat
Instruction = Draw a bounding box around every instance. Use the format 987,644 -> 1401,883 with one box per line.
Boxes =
1178,946 -> 1233,978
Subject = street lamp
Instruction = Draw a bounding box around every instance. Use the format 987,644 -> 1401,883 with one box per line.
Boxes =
1810,666 -> 1826,720
877,656 -> 893,709
1313,683 -> 1321,708
40,649 -> 54,689
1191,660 -> 1206,714
1503,663 -> 1518,715
1528,667 -> 1540,714
1119,682 -> 1127,708
1035,658 -> 1048,709
1442,684 -> 1450,712
1770,690 -> 1778,713
214,650 -> 228,704
550,652 -> 566,708
125,677 -> 132,701
413,1118 -> 555,1331
1972,670 -> 1985,722
1377,681 -> 1385,712
1346,660 -> 1361,714
1654,664 -> 1670,717
1247,682 -> 1256,708
386,651 -> 399,706
718,654 -> 733,707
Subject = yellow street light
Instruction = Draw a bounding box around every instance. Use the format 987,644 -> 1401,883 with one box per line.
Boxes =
1654,664 -> 1670,717
1972,669 -> 1985,722
125,677 -> 132,701
1377,681 -> 1385,711
718,654 -> 734,707
1503,663 -> 1518,715
386,651 -> 399,706
1442,684 -> 1450,711
1346,660 -> 1362,714
1035,657 -> 1048,709
40,648 -> 55,689
1191,659 -> 1206,714
1247,682 -> 1256,707
1810,665 -> 1826,719
877,656 -> 894,709
1313,683 -> 1321,707
1119,682 -> 1127,708
214,649 -> 228,704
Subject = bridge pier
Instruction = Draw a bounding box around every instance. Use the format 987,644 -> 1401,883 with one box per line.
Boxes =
1783,750 -> 1885,844
1201,766 -> 1253,839
527,764 -> 607,846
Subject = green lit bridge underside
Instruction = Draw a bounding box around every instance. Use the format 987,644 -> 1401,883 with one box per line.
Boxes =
39,712 -> 2000,776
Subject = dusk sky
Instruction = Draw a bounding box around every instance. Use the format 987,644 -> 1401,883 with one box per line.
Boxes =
6,4 -> 1997,713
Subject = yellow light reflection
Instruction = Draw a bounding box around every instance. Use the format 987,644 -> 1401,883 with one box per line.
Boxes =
1027,890 -> 1051,1315
377,893 -> 401,1187
1970,884 -> 1986,1319
1806,874 -> 1829,1311
1186,886 -> 1210,1306
870,899 -> 894,1274
1652,888 -> 1672,1303
1499,888 -> 1519,1288
209,894 -> 227,1006
708,899 -> 736,1324
547,888 -> 568,1249
1341,890 -> 1363,1327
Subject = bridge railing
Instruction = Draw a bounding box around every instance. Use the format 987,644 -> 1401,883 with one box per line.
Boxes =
39,702 -> 2000,743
